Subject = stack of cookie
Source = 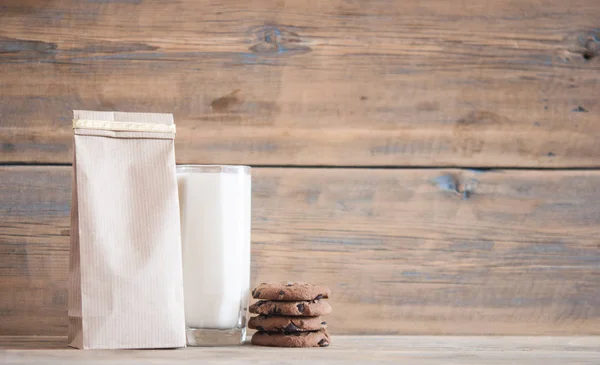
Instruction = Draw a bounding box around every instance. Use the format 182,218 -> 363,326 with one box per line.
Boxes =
249,282 -> 331,347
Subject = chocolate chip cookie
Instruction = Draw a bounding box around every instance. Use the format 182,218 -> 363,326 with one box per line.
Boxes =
251,329 -> 330,348
249,299 -> 332,316
248,315 -> 326,332
252,282 -> 330,301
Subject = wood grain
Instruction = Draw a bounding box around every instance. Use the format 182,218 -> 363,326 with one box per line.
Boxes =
1,0 -> 599,166
1,166 -> 599,336
1,336 -> 600,364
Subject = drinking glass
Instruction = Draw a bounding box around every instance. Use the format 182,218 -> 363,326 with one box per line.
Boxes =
176,165 -> 251,346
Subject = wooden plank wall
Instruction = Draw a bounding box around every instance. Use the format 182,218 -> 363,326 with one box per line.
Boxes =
1,0 -> 599,336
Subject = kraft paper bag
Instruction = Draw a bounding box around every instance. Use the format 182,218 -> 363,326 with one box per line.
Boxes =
68,110 -> 186,349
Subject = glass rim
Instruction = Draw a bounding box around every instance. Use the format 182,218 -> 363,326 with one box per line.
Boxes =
176,164 -> 250,175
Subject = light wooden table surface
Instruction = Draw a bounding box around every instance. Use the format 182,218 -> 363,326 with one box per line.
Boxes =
1,336 -> 599,364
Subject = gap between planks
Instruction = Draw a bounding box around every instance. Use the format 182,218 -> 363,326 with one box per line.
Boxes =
3,162 -> 600,171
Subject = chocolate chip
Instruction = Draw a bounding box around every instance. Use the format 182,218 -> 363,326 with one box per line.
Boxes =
313,294 -> 324,301
271,307 -> 282,315
252,288 -> 256,296
321,321 -> 327,325
318,338 -> 329,347
286,283 -> 293,287
296,303 -> 305,313
279,290 -> 285,296
283,323 -> 299,332
255,291 -> 261,297
256,300 -> 265,307
257,326 -> 265,333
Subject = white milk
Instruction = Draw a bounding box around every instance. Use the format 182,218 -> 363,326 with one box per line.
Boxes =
177,166 -> 251,329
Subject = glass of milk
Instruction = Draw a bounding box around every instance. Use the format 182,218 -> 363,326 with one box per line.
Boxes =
176,165 -> 251,346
